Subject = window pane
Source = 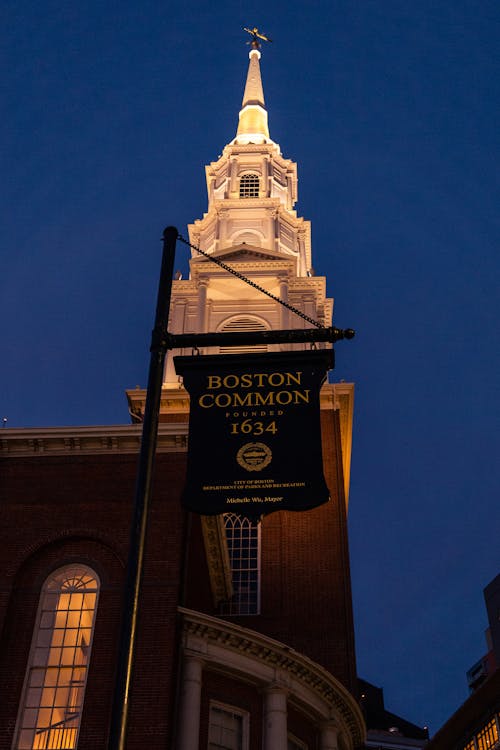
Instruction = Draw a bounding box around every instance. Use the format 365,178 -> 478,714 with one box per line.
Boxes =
220,514 -> 261,616
208,704 -> 245,750
40,687 -> 55,707
14,565 -> 99,750
239,173 -> 259,198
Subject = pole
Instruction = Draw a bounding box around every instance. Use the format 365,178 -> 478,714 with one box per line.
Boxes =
108,226 -> 178,750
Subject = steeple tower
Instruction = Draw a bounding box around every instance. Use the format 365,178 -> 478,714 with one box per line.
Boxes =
159,42 -> 334,383
235,47 -> 270,144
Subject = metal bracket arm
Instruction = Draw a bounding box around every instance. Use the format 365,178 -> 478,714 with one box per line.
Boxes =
151,326 -> 355,352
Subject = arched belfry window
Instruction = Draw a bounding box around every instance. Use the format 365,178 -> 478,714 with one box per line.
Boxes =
220,514 -> 261,616
239,173 -> 259,198
14,565 -> 99,750
219,316 -> 268,355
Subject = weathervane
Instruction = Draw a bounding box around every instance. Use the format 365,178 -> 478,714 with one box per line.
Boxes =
243,27 -> 272,49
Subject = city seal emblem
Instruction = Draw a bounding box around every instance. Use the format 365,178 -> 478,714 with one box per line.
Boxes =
236,442 -> 272,472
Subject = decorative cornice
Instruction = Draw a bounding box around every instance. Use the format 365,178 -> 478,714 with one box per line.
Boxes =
0,423 -> 187,458
200,516 -> 233,604
212,197 -> 283,210
321,383 -> 354,510
194,260 -> 297,274
127,388 -> 190,421
221,141 -> 282,156
179,606 -> 365,749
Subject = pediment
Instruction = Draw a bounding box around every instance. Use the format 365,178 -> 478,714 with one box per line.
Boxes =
194,243 -> 288,263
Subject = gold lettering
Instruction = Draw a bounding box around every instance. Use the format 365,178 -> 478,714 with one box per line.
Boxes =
207,375 -> 221,389
287,371 -> 302,386
223,374 -> 239,389
214,393 -> 232,407
294,389 -> 310,404
254,392 -> 275,406
233,392 -> 253,407
199,394 -> 214,408
275,391 -> 292,405
268,372 -> 285,387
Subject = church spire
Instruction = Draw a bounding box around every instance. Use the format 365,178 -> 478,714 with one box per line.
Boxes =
236,31 -> 271,144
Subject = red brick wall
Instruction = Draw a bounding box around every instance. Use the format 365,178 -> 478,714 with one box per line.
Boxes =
0,451 -> 189,749
0,404 -> 357,746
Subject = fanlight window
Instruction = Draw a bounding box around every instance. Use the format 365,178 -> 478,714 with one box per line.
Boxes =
14,565 -> 99,750
219,317 -> 268,355
239,174 -> 259,198
220,513 -> 261,616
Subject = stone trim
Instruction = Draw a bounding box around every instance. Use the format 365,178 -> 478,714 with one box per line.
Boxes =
0,423 -> 187,457
179,607 -> 365,749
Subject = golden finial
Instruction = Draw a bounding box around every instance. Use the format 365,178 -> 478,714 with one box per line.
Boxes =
243,27 -> 272,49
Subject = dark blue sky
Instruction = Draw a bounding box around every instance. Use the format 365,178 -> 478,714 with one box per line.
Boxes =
2,0 -> 499,735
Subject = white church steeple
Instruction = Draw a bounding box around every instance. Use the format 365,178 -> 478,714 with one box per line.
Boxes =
161,41 -> 334,386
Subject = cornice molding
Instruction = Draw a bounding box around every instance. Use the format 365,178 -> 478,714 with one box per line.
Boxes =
0,423 -> 187,458
179,606 -> 365,749
200,516 -> 233,604
220,142 -> 284,157
321,383 -> 355,510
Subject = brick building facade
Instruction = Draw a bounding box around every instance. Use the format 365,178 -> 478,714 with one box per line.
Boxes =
0,41 -> 366,749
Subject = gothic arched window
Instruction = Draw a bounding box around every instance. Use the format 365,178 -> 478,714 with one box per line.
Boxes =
14,565 -> 100,750
219,513 -> 261,616
239,174 -> 259,198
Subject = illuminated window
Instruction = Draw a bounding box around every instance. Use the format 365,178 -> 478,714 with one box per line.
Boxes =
476,718 -> 499,750
463,742 -> 475,750
239,174 -> 259,198
208,702 -> 248,750
14,565 -> 99,750
220,514 -> 261,616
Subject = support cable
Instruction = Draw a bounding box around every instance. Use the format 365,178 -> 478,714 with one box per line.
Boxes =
177,234 -> 325,329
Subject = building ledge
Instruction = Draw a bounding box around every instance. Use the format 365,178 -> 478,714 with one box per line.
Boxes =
0,423 -> 188,457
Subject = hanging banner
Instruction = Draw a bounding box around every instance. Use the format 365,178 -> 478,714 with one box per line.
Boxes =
174,349 -> 333,516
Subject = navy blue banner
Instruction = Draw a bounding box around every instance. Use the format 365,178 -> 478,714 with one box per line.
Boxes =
174,349 -> 332,516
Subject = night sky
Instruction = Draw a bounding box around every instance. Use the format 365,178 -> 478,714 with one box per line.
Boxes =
2,0 -> 499,736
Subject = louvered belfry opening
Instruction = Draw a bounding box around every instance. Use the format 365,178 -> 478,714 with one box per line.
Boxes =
219,317 -> 268,354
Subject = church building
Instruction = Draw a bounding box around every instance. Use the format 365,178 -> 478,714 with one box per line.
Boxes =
1,38 -> 366,750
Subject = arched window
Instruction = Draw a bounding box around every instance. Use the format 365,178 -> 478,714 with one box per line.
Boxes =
219,316 -> 268,355
239,174 -> 259,198
14,565 -> 100,750
219,514 -> 261,616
